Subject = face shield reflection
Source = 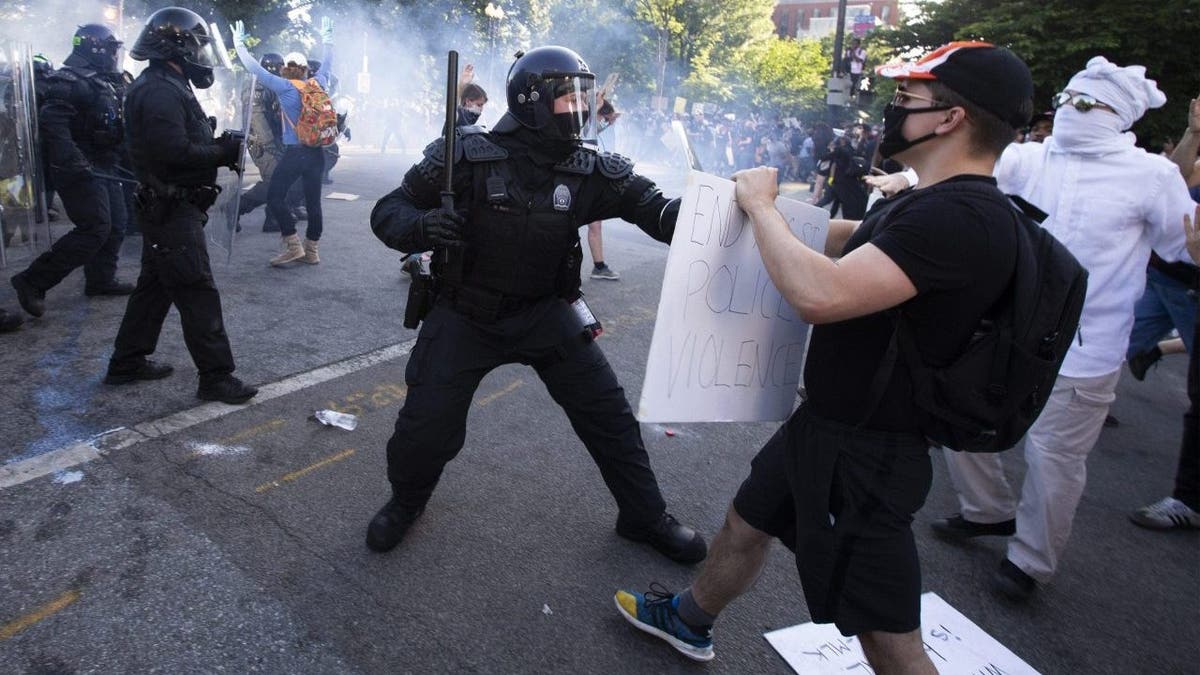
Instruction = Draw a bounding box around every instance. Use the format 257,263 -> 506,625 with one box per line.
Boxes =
548,75 -> 596,142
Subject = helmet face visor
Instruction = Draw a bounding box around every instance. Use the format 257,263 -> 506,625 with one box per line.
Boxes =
546,75 -> 596,142
185,33 -> 219,70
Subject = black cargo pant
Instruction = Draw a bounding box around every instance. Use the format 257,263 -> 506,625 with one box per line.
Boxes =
1174,316 -> 1199,510
386,295 -> 668,527
108,197 -> 235,385
21,169 -> 125,292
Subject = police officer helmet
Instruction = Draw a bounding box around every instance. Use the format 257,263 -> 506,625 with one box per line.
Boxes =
130,7 -> 219,89
260,52 -> 284,76
306,59 -> 321,74
504,45 -> 596,141
72,24 -> 123,74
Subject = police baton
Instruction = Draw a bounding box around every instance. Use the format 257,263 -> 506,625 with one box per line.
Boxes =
440,50 -> 459,269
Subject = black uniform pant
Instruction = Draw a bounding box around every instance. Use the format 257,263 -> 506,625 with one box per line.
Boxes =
21,172 -> 125,292
1174,316 -> 1200,510
108,199 -> 235,385
386,295 -> 668,526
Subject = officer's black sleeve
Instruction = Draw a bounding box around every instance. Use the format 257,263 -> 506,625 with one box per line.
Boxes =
370,158 -> 444,253
140,86 -> 225,170
590,170 -> 680,245
39,79 -> 89,176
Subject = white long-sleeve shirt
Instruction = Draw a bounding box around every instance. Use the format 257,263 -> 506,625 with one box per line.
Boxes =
995,135 -> 1195,377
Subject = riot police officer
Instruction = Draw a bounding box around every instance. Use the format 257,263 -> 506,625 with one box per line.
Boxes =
103,7 -> 257,405
237,52 -> 298,232
367,46 -> 704,564
10,24 -> 133,319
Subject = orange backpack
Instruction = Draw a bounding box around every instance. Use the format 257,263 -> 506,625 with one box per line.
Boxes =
283,78 -> 339,147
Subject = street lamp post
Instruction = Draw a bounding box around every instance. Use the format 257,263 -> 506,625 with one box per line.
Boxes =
484,2 -> 506,87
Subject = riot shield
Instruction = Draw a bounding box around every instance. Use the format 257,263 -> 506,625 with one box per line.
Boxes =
195,25 -> 251,262
0,42 -> 50,269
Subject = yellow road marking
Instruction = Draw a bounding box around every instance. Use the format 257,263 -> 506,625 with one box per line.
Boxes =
254,448 -> 357,493
475,379 -> 524,407
0,589 -> 80,641
220,418 -> 286,445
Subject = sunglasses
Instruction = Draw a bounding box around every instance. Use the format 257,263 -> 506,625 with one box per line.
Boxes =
890,89 -> 945,107
1052,91 -> 1116,114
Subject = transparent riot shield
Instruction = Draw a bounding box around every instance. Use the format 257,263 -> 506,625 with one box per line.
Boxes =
195,27 -> 251,262
0,42 -> 50,269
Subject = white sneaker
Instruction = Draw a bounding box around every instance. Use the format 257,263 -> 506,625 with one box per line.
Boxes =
1130,497 -> 1200,530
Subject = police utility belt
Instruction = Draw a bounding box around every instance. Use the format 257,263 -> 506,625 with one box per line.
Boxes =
138,180 -> 222,212
440,284 -> 539,323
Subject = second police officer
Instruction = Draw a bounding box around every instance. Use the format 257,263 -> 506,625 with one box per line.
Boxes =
11,24 -> 133,319
367,46 -> 706,564
102,7 -> 257,405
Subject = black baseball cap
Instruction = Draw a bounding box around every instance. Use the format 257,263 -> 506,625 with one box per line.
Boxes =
876,41 -> 1034,128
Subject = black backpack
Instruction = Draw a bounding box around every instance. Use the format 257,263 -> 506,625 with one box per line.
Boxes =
862,181 -> 1089,453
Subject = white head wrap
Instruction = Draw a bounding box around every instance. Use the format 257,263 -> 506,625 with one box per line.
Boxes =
1064,56 -> 1166,129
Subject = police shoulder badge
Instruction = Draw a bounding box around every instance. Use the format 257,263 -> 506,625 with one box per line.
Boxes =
552,184 -> 572,212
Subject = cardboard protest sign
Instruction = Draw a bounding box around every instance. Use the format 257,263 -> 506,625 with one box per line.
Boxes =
638,171 -> 828,423
764,592 -> 1039,674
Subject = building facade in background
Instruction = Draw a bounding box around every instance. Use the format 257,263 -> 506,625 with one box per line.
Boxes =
772,1 -> 901,38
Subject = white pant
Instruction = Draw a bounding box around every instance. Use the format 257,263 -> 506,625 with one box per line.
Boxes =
942,370 -> 1120,583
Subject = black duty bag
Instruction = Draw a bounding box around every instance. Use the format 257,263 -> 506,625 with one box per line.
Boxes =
863,181 -> 1088,452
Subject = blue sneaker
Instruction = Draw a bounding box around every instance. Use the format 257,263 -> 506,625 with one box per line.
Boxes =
614,584 -> 714,662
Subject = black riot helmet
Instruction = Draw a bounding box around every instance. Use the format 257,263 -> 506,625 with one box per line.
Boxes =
503,46 -> 596,142
129,7 -> 219,89
260,52 -> 284,76
72,24 -> 123,73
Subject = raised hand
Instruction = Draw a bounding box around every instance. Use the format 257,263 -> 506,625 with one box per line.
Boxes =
230,19 -> 246,46
320,16 -> 335,44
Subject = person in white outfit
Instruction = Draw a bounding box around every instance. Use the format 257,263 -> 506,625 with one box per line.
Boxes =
926,57 -> 1199,600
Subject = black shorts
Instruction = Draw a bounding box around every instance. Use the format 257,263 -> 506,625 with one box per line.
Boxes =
732,405 -> 932,636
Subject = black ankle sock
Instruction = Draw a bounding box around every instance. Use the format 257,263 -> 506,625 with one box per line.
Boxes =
676,588 -> 716,629
594,261 -> 606,269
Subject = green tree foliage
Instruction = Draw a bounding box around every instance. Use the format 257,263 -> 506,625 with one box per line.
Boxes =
723,37 -> 829,116
880,0 -> 1200,147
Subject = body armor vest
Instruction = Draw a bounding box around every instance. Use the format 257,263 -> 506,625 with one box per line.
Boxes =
56,66 -> 123,156
459,158 -> 585,298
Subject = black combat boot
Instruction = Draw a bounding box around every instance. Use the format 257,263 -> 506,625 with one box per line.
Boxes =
0,308 -> 24,332
104,359 -> 175,384
366,498 -> 424,552
616,512 -> 708,565
11,272 -> 45,317
197,376 -> 258,404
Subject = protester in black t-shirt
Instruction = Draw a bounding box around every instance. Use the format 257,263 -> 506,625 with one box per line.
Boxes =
614,42 -> 1034,671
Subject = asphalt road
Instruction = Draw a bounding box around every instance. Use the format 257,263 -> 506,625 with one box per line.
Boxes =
0,145 -> 1196,674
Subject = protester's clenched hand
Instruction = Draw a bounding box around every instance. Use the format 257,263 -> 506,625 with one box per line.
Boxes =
864,172 -> 911,197
320,17 -> 335,44
230,20 -> 246,46
417,207 -> 467,249
1185,204 -> 1200,264
732,167 -> 779,214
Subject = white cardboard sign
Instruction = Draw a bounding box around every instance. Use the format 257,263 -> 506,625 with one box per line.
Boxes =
764,592 -> 1040,674
638,170 -> 828,423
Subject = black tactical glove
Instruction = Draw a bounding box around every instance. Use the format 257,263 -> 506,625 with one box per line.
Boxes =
216,130 -> 245,171
416,207 -> 467,249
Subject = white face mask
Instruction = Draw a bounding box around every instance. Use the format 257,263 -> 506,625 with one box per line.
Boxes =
1051,105 -> 1125,152
464,104 -> 483,115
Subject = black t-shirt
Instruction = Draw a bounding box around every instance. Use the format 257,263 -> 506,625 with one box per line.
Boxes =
804,175 -> 1020,432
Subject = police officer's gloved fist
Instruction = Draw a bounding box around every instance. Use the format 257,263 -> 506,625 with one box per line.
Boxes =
216,131 -> 244,171
417,207 -> 467,248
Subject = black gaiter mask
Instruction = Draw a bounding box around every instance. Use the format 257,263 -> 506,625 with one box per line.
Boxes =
879,103 -> 952,159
